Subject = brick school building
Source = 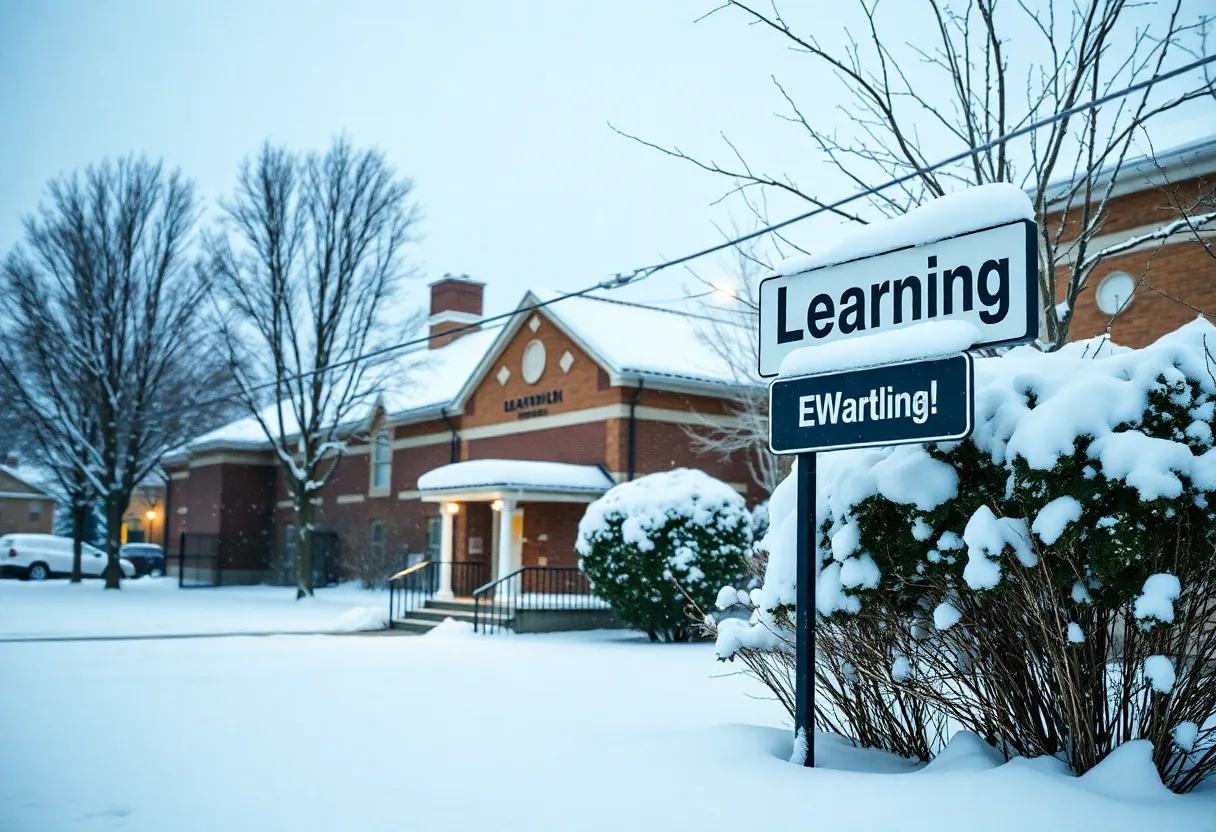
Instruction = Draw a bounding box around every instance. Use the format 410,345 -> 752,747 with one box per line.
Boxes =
162,276 -> 761,587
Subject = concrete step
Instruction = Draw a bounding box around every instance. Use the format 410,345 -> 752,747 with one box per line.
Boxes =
424,599 -> 480,613
389,618 -> 440,634
408,607 -> 484,625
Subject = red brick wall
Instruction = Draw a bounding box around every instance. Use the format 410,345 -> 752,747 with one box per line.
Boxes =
217,465 -> 276,573
465,422 -> 608,468
461,311 -> 616,429
1049,176 -> 1214,242
521,502 -> 583,568
1058,240 -> 1215,347
632,421 -> 754,500
430,280 -> 483,317
1047,172 -> 1215,348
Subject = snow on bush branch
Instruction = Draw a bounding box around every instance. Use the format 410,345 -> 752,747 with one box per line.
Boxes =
713,320 -> 1216,790
720,318 -> 1216,646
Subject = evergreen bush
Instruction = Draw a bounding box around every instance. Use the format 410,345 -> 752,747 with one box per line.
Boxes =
577,468 -> 750,642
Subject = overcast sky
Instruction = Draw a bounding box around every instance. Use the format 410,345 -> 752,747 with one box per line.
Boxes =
2,1 -> 1211,319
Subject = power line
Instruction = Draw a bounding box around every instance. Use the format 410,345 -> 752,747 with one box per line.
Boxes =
196,53 -> 1216,416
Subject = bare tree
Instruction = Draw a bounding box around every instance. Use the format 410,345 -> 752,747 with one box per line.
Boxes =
0,338 -> 100,582
207,138 -> 420,598
681,235 -> 791,495
0,157 -> 219,587
616,0 -> 1216,348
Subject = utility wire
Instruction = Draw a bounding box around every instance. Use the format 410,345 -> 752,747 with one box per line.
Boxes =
197,53 -> 1216,415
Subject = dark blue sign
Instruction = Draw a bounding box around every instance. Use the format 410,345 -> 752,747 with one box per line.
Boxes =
769,354 -> 974,454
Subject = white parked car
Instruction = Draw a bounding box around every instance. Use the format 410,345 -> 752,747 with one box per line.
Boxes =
0,534 -> 136,581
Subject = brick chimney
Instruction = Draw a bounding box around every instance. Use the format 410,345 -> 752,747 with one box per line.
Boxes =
429,274 -> 484,348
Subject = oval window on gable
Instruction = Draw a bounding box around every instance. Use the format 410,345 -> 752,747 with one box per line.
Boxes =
522,339 -> 547,385
1095,271 -> 1136,316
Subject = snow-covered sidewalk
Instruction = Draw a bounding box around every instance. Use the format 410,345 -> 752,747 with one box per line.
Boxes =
0,578 -> 389,639
1,629 -> 1213,831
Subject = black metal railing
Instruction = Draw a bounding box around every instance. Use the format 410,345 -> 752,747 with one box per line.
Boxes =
388,561 -> 490,622
472,566 -> 607,634
178,532 -> 221,588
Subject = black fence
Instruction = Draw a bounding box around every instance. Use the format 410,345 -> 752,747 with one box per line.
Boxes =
178,532 -> 221,588
473,566 -> 606,634
270,531 -> 342,588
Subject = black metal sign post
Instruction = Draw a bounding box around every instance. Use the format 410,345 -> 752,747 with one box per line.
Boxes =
794,450 -> 816,767
774,354 -> 976,768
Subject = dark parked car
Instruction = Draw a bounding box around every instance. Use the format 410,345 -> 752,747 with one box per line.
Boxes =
119,543 -> 166,577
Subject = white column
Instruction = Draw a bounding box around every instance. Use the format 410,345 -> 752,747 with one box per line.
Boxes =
436,502 -> 456,600
496,498 -> 517,581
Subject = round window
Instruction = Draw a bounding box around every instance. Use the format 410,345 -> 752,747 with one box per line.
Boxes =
1095,271 -> 1136,316
521,339 -> 547,384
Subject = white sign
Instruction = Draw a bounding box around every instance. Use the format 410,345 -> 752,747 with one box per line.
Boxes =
758,220 -> 1037,377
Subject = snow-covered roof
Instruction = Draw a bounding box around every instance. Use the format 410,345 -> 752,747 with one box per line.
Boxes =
179,292 -> 755,457
523,291 -> 750,389
0,463 -> 53,498
1041,128 -> 1216,206
417,459 -> 615,495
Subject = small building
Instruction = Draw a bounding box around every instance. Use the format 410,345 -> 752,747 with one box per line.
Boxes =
163,276 -> 762,589
1048,133 -> 1216,347
0,455 -> 55,535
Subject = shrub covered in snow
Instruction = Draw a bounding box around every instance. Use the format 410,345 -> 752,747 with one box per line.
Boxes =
713,321 -> 1216,791
576,468 -> 750,642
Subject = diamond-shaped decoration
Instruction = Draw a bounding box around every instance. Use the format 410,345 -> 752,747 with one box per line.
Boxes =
559,351 -> 574,373
496,365 -> 511,386
528,315 -> 540,333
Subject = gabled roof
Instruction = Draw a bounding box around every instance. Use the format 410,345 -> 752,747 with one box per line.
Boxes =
0,464 -> 53,498
452,291 -> 753,408
176,291 -> 756,457
1041,128 -> 1216,207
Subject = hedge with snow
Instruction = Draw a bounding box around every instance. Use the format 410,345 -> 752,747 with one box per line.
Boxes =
714,320 -> 1216,791
577,468 -> 750,642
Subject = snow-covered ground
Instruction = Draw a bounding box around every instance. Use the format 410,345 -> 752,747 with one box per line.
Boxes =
1,630 -> 1213,831
0,578 -> 389,640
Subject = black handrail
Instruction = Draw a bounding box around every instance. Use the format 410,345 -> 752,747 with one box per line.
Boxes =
388,560 -> 434,622
389,560 -> 491,623
472,566 -> 606,634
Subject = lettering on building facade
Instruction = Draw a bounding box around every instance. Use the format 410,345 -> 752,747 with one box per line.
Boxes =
504,389 -> 563,420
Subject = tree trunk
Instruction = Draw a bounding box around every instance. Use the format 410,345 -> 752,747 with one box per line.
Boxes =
104,493 -> 126,590
69,502 -> 86,583
296,497 -> 314,599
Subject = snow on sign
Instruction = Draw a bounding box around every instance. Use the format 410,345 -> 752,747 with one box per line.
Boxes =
758,218 -> 1038,377
769,354 -> 974,454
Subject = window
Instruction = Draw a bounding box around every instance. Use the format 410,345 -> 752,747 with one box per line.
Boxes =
371,429 -> 391,490
369,519 -> 386,555
1095,271 -> 1136,316
425,515 -> 442,559
28,501 -> 40,522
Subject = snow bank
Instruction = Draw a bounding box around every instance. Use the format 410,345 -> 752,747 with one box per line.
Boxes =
6,633 -> 1212,832
331,606 -> 388,632
777,321 -> 980,377
424,618 -> 477,638
778,183 -> 1034,276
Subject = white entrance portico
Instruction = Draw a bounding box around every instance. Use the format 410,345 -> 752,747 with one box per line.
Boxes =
416,459 -> 615,599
